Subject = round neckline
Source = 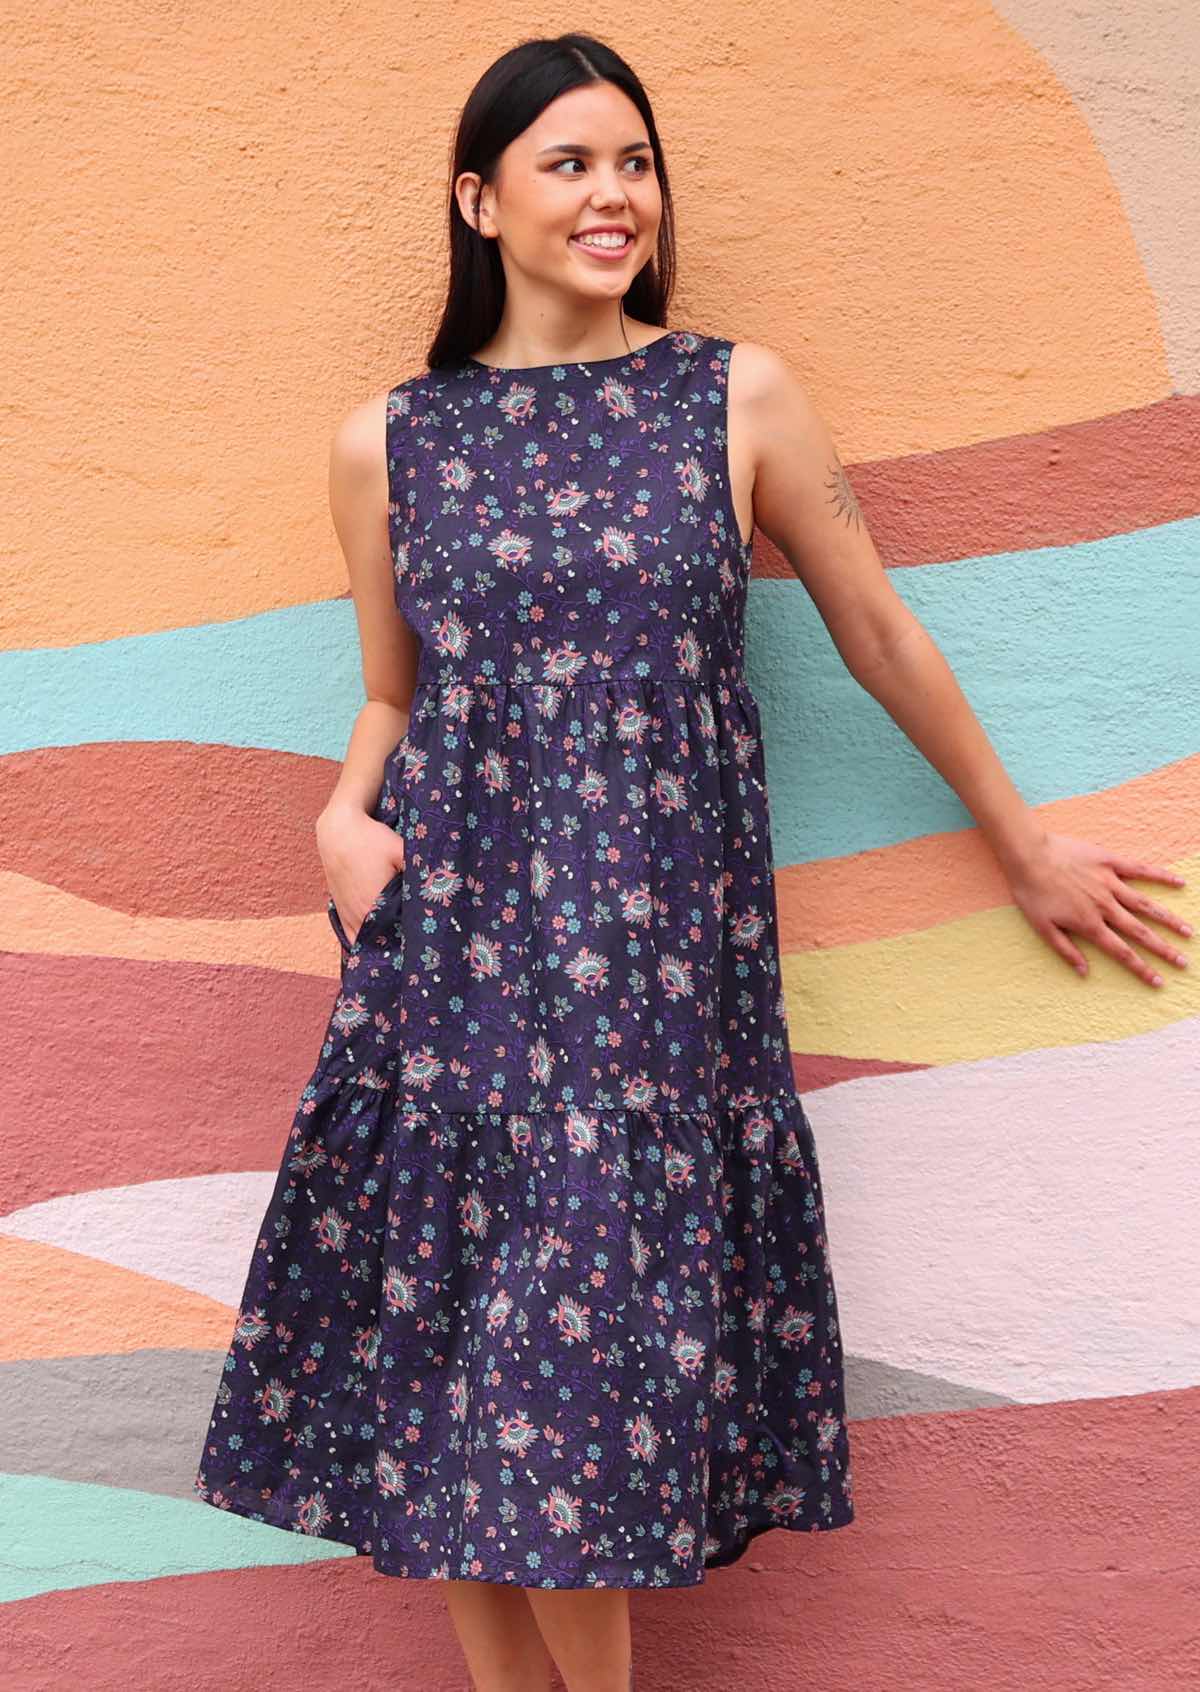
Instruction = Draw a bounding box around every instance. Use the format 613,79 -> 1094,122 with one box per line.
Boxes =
464,328 -> 681,375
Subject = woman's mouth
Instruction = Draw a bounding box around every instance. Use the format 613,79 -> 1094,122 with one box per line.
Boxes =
569,232 -> 634,262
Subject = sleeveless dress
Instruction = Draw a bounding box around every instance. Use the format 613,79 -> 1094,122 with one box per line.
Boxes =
194,327 -> 856,1588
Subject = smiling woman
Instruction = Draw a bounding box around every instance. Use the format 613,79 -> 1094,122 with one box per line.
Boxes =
191,34 -> 857,1684
193,18 -> 1188,1692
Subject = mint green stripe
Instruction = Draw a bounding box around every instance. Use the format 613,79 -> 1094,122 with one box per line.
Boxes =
0,1472 -> 353,1602
0,600 -> 362,762
747,514 -> 1199,863
1,516 -> 1196,866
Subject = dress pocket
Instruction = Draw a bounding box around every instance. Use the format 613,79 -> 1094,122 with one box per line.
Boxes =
326,861 -> 406,956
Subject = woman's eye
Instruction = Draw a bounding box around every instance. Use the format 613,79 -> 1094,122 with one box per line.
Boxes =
552,157 -> 651,175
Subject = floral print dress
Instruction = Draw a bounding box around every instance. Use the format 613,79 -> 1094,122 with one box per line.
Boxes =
193,328 -> 856,1587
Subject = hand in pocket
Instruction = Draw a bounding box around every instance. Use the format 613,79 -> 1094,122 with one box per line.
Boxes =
319,814 -> 407,949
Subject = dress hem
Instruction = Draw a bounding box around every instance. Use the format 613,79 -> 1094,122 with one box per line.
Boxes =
193,1482 -> 855,1589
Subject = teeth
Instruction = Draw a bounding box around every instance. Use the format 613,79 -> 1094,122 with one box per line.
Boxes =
574,233 -> 629,249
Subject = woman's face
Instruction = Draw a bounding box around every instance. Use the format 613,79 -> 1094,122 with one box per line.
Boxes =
468,81 -> 663,299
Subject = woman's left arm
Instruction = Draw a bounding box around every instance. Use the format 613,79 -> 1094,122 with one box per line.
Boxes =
734,341 -> 1191,989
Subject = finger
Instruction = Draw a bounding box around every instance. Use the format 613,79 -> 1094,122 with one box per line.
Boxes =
1089,921 -> 1165,987
1041,922 -> 1091,977
1103,901 -> 1190,969
1109,885 -> 1194,943
1107,856 -> 1185,888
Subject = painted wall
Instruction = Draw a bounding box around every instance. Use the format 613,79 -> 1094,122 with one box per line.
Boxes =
3,2 -> 1197,1687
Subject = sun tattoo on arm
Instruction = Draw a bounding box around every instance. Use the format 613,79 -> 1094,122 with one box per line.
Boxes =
824,454 -> 863,530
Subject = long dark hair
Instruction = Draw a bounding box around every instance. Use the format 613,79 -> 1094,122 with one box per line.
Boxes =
425,34 -> 677,371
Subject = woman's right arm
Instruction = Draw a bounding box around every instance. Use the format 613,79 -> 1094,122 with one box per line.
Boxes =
316,389 -> 421,943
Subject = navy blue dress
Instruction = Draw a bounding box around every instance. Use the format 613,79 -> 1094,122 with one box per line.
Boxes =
194,328 -> 856,1587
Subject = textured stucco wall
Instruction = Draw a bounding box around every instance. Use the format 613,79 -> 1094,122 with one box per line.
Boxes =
2,2 -> 1198,1687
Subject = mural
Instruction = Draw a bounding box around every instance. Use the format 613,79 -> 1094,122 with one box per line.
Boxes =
3,2 -> 1196,1685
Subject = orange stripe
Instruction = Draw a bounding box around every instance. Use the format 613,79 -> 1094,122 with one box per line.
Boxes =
753,394 -> 1200,576
0,1236 -> 234,1360
778,753 -> 1199,951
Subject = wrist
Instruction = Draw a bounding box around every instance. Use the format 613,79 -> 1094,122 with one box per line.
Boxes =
990,816 -> 1050,879
317,793 -> 371,838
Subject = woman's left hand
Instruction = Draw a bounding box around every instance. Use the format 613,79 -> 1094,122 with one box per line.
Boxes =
1005,830 -> 1191,987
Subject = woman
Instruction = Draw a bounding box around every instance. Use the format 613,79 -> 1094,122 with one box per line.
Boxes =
195,32 -> 1190,1692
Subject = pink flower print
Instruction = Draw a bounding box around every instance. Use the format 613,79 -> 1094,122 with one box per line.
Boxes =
459,1188 -> 492,1238
651,768 -> 687,814
288,1139 -> 327,1176
764,1482 -> 808,1522
550,1294 -> 592,1345
233,1307 -> 272,1350
254,1378 -> 295,1424
463,1475 -> 483,1519
741,1108 -> 772,1155
295,1491 -> 334,1536
576,765 -> 608,808
772,1306 -> 815,1349
506,1114 -> 536,1152
663,1144 -> 696,1189
498,382 -> 538,423
675,453 -> 711,506
400,740 -> 427,785
670,1329 -> 705,1378
486,1288 -> 514,1331
478,749 -> 511,795
625,1413 -> 661,1464
713,1360 -> 736,1402
385,1268 -> 418,1314
496,1410 -> 540,1457
539,1484 -> 584,1536
728,907 -> 766,948
448,1373 -> 470,1421
816,1413 -> 843,1454
331,990 -> 372,1037
531,683 -> 565,718
433,610 -> 471,660
777,1128 -> 809,1175
598,376 -> 637,419
392,535 -> 410,586
667,1519 -> 697,1565
443,682 -> 475,723
596,525 -> 637,569
375,1448 -> 408,1497
620,883 -> 653,927
746,1296 -> 766,1332
530,849 -> 556,900
528,1037 -> 555,1086
629,1225 -> 651,1277
465,933 -> 502,981
696,693 -> 717,738
400,1046 -> 446,1091
419,861 -> 464,906
547,484 -> 591,517
489,527 -> 535,571
658,954 -> 694,1002
564,945 -> 610,994
439,455 -> 476,492
732,726 -> 758,766
719,555 -> 738,594
621,1072 -> 658,1110
563,1108 -> 601,1155
311,1207 -> 351,1253
542,643 -> 588,685
352,1324 -> 380,1370
614,701 -> 652,744
674,630 -> 702,678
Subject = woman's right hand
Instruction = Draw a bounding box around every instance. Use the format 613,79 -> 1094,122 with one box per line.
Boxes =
316,801 -> 406,947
